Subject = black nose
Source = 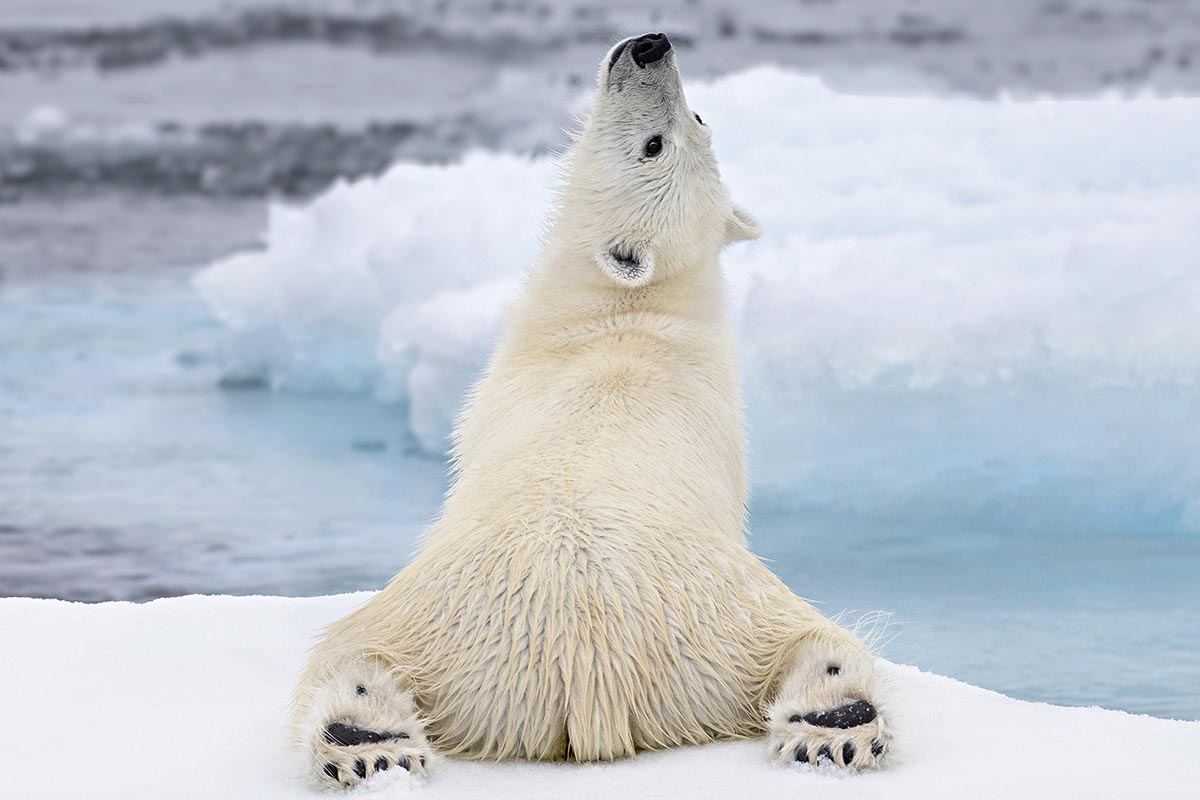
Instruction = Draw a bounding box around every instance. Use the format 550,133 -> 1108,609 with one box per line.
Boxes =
631,33 -> 671,68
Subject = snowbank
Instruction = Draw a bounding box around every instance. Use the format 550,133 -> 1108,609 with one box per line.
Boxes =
1,593 -> 1196,799
195,70 -> 1200,532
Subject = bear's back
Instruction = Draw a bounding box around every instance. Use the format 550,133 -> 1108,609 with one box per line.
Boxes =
390,509 -> 794,760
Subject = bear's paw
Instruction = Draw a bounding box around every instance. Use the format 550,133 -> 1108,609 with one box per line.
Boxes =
767,698 -> 891,772
301,661 -> 434,789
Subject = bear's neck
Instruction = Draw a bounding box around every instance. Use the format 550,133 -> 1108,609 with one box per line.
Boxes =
444,238 -> 749,544
513,239 -> 733,348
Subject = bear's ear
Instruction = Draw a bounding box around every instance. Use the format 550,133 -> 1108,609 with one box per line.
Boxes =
724,204 -> 762,245
596,243 -> 655,288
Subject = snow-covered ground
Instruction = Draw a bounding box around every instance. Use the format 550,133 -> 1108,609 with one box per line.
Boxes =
197,68 -> 1200,532
1,592 -> 1196,799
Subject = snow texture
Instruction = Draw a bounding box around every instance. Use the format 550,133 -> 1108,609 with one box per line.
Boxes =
0,592 -> 1196,799
195,69 -> 1200,532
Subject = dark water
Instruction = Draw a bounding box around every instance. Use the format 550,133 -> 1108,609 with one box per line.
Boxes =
2,0 -> 1198,198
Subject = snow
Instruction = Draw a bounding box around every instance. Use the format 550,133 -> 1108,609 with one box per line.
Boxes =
1,592 -> 1196,799
195,69 -> 1200,533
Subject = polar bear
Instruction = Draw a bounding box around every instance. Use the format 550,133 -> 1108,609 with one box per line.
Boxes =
293,32 -> 891,788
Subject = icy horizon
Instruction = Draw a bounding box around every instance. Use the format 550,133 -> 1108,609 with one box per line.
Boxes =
5,0 -> 1199,199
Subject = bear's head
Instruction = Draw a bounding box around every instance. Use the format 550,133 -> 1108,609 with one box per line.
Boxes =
560,33 -> 761,288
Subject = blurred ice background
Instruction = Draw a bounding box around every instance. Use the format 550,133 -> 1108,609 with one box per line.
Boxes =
2,0 -> 1198,720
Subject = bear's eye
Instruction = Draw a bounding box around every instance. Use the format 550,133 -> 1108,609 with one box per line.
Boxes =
643,135 -> 663,158
694,112 -> 705,126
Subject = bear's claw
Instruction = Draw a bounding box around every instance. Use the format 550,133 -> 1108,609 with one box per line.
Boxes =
785,733 -> 888,770
320,747 -> 423,788
317,731 -> 428,788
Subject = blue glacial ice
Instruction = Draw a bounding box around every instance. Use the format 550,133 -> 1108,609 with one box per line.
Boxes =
195,70 -> 1200,535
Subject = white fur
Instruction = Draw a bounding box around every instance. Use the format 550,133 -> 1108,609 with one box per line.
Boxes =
292,35 -> 889,787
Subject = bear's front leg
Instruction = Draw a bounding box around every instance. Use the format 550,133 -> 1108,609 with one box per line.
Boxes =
766,625 -> 892,771
294,657 -> 434,790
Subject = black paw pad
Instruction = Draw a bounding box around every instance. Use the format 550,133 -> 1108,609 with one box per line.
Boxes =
801,699 -> 877,729
322,763 -> 339,782
374,757 -> 389,772
356,685 -> 367,696
353,759 -> 367,779
817,744 -> 833,763
871,739 -> 886,757
842,742 -> 855,764
794,744 -> 809,763
826,665 -> 840,676
324,722 -> 410,746
397,755 -> 412,772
